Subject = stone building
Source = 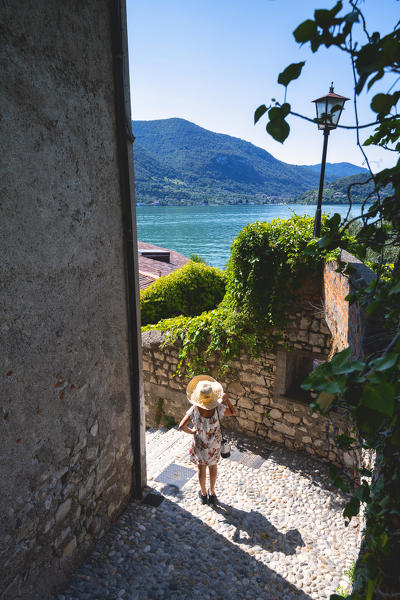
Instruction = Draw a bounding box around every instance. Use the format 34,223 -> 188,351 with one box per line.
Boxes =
138,242 -> 189,290
0,2 -> 145,598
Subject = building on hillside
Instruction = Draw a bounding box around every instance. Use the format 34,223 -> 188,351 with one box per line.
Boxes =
138,242 -> 189,290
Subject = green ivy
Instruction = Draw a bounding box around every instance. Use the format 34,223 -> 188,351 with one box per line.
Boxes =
142,214 -> 340,375
256,2 -> 400,597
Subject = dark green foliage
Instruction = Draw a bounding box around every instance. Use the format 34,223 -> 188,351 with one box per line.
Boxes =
140,262 -> 226,326
143,215 -> 329,374
226,215 -> 321,327
277,62 -> 305,87
267,3 -> 400,597
188,254 -> 208,264
133,118 -> 365,204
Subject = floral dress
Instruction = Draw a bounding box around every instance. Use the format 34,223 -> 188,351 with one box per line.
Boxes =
187,404 -> 227,466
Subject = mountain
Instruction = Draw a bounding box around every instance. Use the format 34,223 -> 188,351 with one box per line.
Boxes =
302,162 -> 368,180
132,118 -> 367,205
296,172 -> 390,204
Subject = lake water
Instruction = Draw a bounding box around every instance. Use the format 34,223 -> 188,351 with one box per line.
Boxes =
136,204 -> 363,269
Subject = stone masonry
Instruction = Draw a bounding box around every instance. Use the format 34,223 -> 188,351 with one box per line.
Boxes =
0,3 -> 139,599
142,272 -> 360,473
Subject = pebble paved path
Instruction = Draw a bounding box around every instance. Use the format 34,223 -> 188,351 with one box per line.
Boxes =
55,427 -> 360,600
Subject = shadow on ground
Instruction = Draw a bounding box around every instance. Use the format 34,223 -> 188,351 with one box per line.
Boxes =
58,492 -> 312,600
211,500 -> 304,554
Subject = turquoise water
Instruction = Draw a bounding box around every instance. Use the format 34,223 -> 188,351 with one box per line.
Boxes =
136,204 -> 363,270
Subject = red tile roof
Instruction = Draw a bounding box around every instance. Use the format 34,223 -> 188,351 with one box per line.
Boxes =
138,242 -> 189,290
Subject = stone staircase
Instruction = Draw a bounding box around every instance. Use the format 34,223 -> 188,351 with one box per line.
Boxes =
145,426 -> 192,482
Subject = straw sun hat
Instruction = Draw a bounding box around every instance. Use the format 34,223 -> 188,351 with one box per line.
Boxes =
186,375 -> 224,410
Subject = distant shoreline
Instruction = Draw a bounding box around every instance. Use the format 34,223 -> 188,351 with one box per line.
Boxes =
136,201 -> 368,207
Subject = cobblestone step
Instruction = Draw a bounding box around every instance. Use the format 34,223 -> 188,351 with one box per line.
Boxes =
146,427 -> 192,480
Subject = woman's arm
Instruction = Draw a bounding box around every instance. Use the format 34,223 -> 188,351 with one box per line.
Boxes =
221,393 -> 236,417
178,413 -> 197,435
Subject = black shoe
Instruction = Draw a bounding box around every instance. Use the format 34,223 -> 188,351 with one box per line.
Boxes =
199,491 -> 208,505
208,490 -> 217,505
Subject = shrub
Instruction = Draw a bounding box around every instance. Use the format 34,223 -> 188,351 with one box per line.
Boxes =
143,214 -> 333,374
140,261 -> 226,326
188,253 -> 208,264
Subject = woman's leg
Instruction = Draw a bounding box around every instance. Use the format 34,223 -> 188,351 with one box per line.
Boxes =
198,464 -> 207,496
209,464 -> 218,495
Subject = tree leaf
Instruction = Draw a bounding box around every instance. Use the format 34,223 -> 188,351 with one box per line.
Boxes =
266,118 -> 290,143
324,378 -> 346,394
343,495 -> 360,521
277,62 -> 305,87
314,9 -> 334,27
254,104 -> 267,124
316,391 -> 335,412
330,346 -> 352,374
280,102 -> 291,118
293,19 -> 318,44
343,10 -> 359,24
361,382 -> 395,417
372,353 -> 398,372
389,280 -> 400,295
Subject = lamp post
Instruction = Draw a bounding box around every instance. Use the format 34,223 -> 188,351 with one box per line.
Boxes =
312,83 -> 349,237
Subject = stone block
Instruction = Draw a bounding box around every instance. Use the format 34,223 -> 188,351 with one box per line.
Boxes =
238,397 -> 253,410
43,518 -> 54,534
269,408 -> 282,419
252,385 -> 267,395
309,333 -> 325,347
86,446 -> 98,461
248,412 -> 263,423
268,431 -> 283,443
274,422 -> 295,437
284,413 -> 301,425
302,436 -> 312,444
311,319 -> 320,332
227,382 -> 245,395
300,317 -> 312,329
90,420 -> 99,437
62,536 -> 77,557
297,331 -> 309,342
55,527 -> 71,550
343,452 -> 356,468
74,436 -> 87,454
55,499 -> 72,524
238,418 -> 255,432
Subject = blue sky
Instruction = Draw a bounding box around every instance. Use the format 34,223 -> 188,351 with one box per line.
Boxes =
126,0 -> 399,170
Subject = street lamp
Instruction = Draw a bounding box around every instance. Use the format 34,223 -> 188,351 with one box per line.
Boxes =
312,83 -> 350,237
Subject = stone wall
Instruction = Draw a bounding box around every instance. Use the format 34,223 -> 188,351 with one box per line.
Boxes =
142,285 -> 359,472
0,3 -> 139,598
323,250 -> 376,357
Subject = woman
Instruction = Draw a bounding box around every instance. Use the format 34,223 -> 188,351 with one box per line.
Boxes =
178,374 -> 236,505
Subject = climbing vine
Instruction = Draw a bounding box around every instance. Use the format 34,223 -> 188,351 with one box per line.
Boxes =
254,1 -> 400,597
142,214 -> 344,375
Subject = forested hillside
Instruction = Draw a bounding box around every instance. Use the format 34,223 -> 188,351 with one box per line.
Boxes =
133,118 -> 367,205
296,172 -> 389,204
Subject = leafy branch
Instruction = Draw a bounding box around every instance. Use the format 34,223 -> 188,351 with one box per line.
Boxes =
254,2 -> 400,598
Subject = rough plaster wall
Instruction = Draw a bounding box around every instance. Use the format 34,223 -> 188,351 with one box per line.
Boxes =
0,2 -> 133,597
323,251 -> 376,358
